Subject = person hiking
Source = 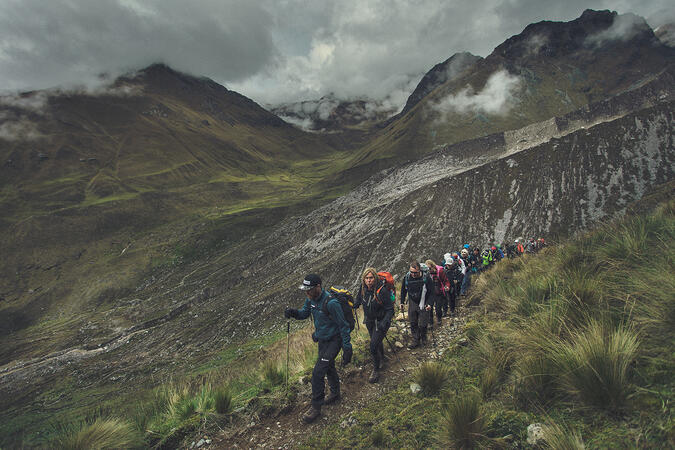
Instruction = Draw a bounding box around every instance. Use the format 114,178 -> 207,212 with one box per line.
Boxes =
400,261 -> 434,349
459,248 -> 471,295
481,247 -> 493,270
443,256 -> 463,316
284,274 -> 352,423
495,244 -> 505,261
353,267 -> 394,383
516,239 -> 525,256
470,247 -> 481,274
526,238 -> 536,254
425,259 -> 450,325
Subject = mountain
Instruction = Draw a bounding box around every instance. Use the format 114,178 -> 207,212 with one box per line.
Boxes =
346,9 -> 675,171
1,9 -> 674,446
271,94 -> 399,132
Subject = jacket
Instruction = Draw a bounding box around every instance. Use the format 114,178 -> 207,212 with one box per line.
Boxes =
400,272 -> 434,307
354,284 -> 394,328
296,290 -> 352,349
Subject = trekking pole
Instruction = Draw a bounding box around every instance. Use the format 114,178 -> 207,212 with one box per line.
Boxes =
286,320 -> 290,393
384,335 -> 409,376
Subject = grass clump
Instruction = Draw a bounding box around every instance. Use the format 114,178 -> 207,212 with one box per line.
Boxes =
439,391 -> 488,449
262,359 -> 286,387
554,321 -> 639,412
415,361 -> 451,397
543,422 -> 585,449
53,417 -> 144,450
214,385 -> 233,414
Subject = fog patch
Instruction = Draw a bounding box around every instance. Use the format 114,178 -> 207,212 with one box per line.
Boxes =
431,70 -> 522,117
586,13 -> 648,47
0,118 -> 42,141
524,34 -> 549,56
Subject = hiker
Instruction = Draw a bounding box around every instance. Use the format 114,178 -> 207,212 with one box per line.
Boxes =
481,247 -> 493,270
506,241 -> 517,259
516,239 -> 525,256
495,244 -> 504,261
425,259 -> 450,326
470,247 -> 482,273
284,274 -> 352,423
443,255 -> 463,315
353,267 -> 394,383
400,261 -> 434,349
526,238 -> 536,253
459,248 -> 471,294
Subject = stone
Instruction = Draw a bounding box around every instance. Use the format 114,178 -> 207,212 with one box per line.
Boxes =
395,341 -> 404,348
410,383 -> 422,394
527,423 -> 544,445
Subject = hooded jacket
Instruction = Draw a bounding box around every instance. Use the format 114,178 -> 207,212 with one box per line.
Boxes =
296,289 -> 352,349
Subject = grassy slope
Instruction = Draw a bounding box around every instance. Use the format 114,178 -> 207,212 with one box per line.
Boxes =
302,197 -> 675,448
31,196 -> 674,449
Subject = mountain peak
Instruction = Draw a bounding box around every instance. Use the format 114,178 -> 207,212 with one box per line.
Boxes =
492,9 -> 658,61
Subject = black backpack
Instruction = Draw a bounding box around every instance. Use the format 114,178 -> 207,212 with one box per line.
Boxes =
323,286 -> 356,332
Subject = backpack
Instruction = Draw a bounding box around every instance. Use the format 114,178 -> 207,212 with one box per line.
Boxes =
376,271 -> 396,304
324,286 -> 356,332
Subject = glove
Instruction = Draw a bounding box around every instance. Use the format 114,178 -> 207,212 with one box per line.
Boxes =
342,346 -> 353,366
284,308 -> 297,319
311,332 -> 318,342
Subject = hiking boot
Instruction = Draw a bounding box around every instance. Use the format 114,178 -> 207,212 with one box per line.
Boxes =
303,406 -> 321,423
324,391 -> 340,405
368,368 -> 380,383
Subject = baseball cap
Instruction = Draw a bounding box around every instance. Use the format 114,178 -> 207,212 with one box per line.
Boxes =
299,273 -> 321,290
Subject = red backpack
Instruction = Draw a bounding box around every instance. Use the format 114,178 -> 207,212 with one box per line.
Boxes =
376,271 -> 396,304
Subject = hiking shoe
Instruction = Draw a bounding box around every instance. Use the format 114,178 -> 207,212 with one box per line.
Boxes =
368,369 -> 380,383
303,406 -> 321,423
324,391 -> 340,405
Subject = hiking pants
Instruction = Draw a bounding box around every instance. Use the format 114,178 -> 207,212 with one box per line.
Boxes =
408,300 -> 429,340
460,272 -> 470,295
430,293 -> 444,322
311,334 -> 341,408
366,320 -> 389,369
448,284 -> 457,313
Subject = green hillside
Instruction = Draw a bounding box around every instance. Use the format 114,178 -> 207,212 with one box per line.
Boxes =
30,193 -> 674,449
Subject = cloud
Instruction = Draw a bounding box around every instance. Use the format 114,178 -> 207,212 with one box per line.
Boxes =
0,0 -> 672,109
585,12 -> 649,47
432,70 -> 522,116
0,117 -> 42,141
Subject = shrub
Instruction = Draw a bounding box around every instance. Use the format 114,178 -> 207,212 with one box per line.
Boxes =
214,386 -> 233,414
513,353 -> 558,408
554,321 -> 639,411
262,359 -> 286,387
439,391 -> 488,449
415,362 -> 451,397
54,417 -> 144,450
194,384 -> 215,414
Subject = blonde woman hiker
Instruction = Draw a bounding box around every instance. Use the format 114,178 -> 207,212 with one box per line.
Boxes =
354,267 -> 394,383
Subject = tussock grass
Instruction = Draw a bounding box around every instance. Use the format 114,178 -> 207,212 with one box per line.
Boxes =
543,422 -> 585,449
53,417 -> 144,450
214,386 -> 233,414
554,321 -> 639,412
262,359 -> 286,387
415,362 -> 452,397
439,391 -> 488,449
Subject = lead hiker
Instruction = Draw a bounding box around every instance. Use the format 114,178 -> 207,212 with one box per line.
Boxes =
284,273 -> 352,423
400,261 -> 434,349
353,267 -> 394,383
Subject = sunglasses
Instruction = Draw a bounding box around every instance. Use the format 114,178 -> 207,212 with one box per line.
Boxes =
410,270 -> 420,275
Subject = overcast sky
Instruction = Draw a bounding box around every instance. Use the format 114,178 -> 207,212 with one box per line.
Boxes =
0,0 -> 672,108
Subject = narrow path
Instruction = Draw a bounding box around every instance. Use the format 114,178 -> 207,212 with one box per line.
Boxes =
211,305 -> 473,449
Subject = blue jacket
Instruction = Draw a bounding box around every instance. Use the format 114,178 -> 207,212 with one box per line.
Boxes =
296,290 -> 352,350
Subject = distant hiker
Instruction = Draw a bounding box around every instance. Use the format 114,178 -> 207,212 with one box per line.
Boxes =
400,261 -> 434,349
425,259 -> 450,325
526,238 -> 536,254
481,248 -> 493,269
284,274 -> 352,423
516,239 -> 525,256
443,256 -> 463,315
495,244 -> 504,261
353,267 -> 394,383
459,248 -> 471,294
470,247 -> 481,273
506,241 -> 517,259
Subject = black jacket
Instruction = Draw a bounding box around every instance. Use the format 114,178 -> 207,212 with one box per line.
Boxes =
354,284 -> 394,326
400,272 -> 434,306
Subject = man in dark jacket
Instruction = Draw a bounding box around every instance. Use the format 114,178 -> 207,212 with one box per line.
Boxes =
285,274 -> 352,423
400,261 -> 434,349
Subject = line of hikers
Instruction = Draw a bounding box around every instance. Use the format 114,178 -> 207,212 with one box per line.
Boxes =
284,238 -> 546,423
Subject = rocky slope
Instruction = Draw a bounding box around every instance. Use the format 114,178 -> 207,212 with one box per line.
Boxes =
2,60 -> 672,445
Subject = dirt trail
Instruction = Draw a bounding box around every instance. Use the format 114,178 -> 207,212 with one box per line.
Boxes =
209,306 -> 473,449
